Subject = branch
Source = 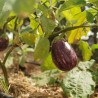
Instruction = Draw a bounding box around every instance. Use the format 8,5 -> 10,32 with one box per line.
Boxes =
0,61 -> 9,87
3,45 -> 16,66
0,45 -> 16,87
48,25 -> 98,41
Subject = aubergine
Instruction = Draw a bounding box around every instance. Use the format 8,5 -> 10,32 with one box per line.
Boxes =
51,40 -> 78,71
0,37 -> 9,51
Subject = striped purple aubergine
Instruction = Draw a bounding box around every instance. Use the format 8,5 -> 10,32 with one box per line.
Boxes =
0,37 -> 9,51
51,40 -> 78,71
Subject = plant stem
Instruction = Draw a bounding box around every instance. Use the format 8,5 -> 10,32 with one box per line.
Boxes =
3,45 -> 16,65
0,61 -> 9,87
48,25 -> 98,41
0,45 -> 16,87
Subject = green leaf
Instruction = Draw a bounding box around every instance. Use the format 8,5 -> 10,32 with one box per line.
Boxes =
0,0 -> 5,13
41,53 -> 57,71
78,41 -> 92,61
21,32 -> 36,46
89,0 -> 98,7
93,68 -> 98,84
13,0 -> 38,14
86,11 -> 94,23
91,44 -> 98,62
32,69 -> 61,86
0,77 -> 9,94
34,37 -> 50,62
20,26 -> 33,33
5,55 -> 13,68
2,0 -> 15,12
77,59 -> 95,71
91,44 -> 98,52
61,60 -> 95,98
59,0 -> 86,12
40,15 -> 57,37
0,0 -> 15,27
0,11 -> 10,27
30,17 -> 39,29
38,4 -> 48,16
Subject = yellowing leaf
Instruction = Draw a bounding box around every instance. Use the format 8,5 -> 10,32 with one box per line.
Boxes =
41,53 -> 57,71
34,37 -> 50,62
78,41 -> 92,61
21,32 -> 35,46
68,27 -> 89,43
66,12 -> 90,43
62,7 -> 81,23
74,12 -> 86,26
30,17 -> 39,29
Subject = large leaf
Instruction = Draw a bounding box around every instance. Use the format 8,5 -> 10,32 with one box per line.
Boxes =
89,0 -> 98,7
62,7 -> 81,23
0,11 -> 10,27
34,37 -> 50,62
38,4 -> 48,16
59,0 -> 86,12
91,44 -> 98,52
40,15 -> 57,37
41,53 -> 57,71
78,41 -> 92,61
20,32 -> 36,46
61,60 -> 95,98
86,11 -> 94,23
0,0 -> 12,27
66,12 -> 90,43
91,44 -> 98,62
13,0 -> 38,14
0,0 -> 5,13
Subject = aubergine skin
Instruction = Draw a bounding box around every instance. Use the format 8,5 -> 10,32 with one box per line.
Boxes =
51,40 -> 78,71
0,37 -> 9,51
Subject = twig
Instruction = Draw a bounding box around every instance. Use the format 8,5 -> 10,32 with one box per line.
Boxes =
3,45 -> 16,66
0,45 -> 16,87
48,25 -> 98,41
0,61 -> 9,87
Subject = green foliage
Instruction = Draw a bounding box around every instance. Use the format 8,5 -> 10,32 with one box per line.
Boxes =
91,44 -> 98,62
12,0 -> 37,14
61,60 -> 95,98
40,15 -> 57,37
78,41 -> 92,61
0,77 -> 9,94
34,37 -> 50,62
38,4 -> 48,16
41,52 -> 57,71
32,69 -> 62,86
86,11 -> 95,23
0,0 -> 5,13
91,44 -> 98,52
59,0 -> 86,12
92,66 -> 98,84
21,32 -> 36,47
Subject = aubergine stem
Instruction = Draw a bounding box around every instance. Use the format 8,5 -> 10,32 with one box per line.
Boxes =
0,45 -> 16,87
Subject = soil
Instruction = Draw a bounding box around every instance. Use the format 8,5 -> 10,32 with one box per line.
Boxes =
0,50 -> 98,98
0,64 -> 64,98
